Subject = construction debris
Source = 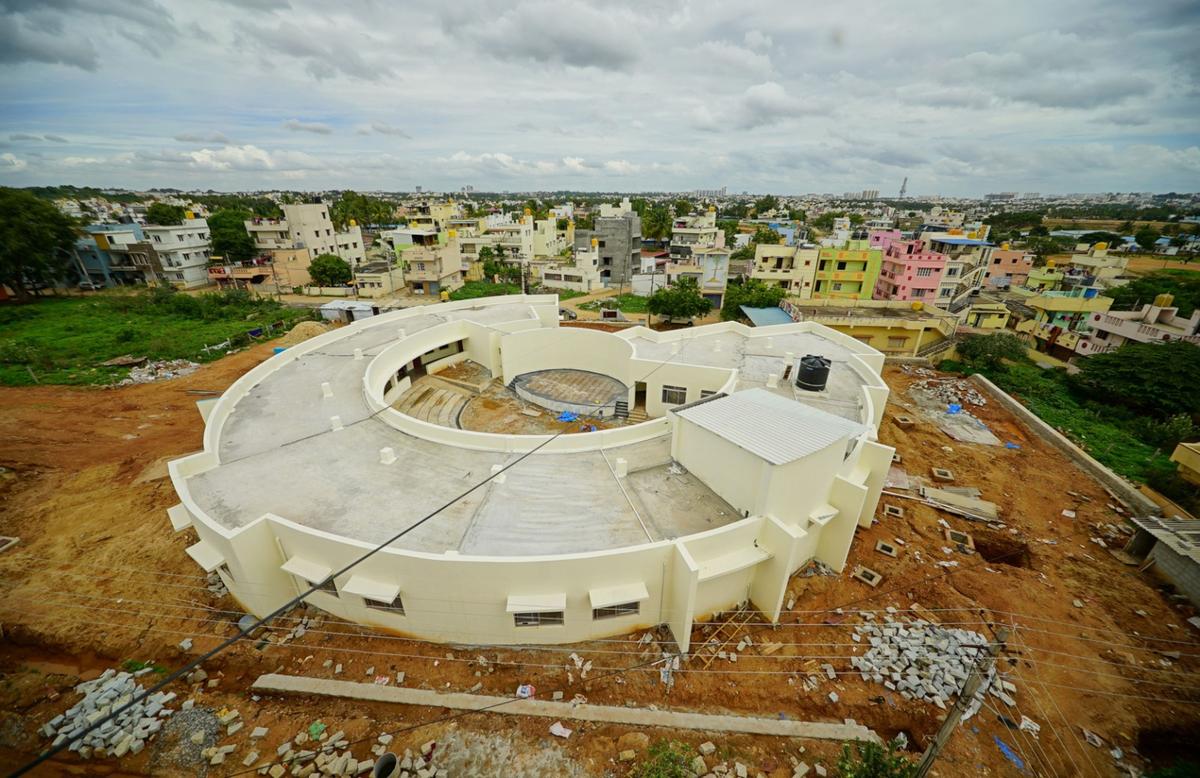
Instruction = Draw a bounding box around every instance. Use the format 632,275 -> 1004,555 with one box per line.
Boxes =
118,359 -> 200,385
40,668 -> 176,758
850,618 -> 1008,718
851,565 -> 882,587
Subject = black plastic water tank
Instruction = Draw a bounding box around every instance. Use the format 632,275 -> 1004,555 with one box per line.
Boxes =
795,354 -> 831,391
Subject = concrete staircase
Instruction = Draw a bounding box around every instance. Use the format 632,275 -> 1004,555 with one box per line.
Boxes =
394,383 -> 469,428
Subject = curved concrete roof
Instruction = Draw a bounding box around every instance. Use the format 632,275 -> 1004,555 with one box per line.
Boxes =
181,296 -> 882,558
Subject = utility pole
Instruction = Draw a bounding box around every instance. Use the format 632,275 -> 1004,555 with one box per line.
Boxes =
914,627 -> 1008,778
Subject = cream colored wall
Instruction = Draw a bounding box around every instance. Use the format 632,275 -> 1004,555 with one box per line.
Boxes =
762,443 -> 847,523
499,327 -> 634,386
672,420 -> 764,517
171,295 -> 896,651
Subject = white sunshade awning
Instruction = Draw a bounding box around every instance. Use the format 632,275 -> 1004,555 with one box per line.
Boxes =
341,574 -> 401,603
505,593 -> 567,614
281,556 -> 333,584
588,582 -> 650,610
185,540 -> 224,573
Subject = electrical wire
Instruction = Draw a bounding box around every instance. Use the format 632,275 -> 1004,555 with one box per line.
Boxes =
8,428 -> 566,777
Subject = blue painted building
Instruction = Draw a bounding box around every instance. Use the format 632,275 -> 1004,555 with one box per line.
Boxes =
74,223 -> 145,287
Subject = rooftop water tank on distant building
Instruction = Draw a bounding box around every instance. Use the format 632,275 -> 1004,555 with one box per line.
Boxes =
795,354 -> 831,392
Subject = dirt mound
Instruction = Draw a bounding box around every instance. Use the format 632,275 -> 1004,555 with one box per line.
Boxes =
275,320 -> 332,347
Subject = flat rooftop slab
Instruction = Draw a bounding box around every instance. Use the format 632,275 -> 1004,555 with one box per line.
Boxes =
186,302 -> 878,556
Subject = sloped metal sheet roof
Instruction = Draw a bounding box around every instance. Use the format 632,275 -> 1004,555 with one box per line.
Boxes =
674,387 -> 866,465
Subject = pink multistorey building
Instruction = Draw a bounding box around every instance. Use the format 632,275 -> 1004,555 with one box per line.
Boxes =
868,229 -> 903,251
874,238 -> 947,301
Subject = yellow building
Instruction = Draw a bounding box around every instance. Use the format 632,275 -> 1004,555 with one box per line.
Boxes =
781,298 -> 958,357
813,240 -> 882,300
750,244 -> 818,295
1171,443 -> 1200,486
960,300 -> 1010,329
1015,288 -> 1113,357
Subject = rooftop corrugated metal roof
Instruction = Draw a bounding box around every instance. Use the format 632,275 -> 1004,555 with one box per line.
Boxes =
740,306 -> 794,326
674,387 -> 866,465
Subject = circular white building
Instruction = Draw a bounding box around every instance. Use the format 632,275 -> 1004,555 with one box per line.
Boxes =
168,295 -> 894,651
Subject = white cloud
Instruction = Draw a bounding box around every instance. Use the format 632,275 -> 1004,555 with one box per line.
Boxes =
0,153 -> 28,171
283,119 -> 333,135
604,159 -> 639,175
0,0 -> 1195,193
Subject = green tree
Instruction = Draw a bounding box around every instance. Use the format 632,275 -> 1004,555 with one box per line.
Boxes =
642,204 -> 672,244
308,253 -> 352,287
721,202 -> 749,219
849,213 -> 865,226
812,212 -> 842,230
837,738 -> 916,778
717,219 -> 740,247
1135,226 -> 1161,252
647,277 -> 711,321
146,202 -> 186,225
788,208 -> 806,222
1106,270 -> 1200,316
672,199 -> 693,216
753,194 -> 778,215
1070,340 -> 1200,419
331,191 -> 394,230
956,332 -> 1027,370
721,277 -> 786,321
208,208 -> 256,262
0,188 -> 77,300
751,226 -> 782,246
1078,231 -> 1124,246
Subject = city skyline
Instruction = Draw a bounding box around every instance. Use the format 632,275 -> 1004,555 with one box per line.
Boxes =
1,0 -> 1198,195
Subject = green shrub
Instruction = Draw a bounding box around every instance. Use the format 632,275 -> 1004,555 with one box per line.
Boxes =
837,738 -> 916,778
629,741 -> 694,778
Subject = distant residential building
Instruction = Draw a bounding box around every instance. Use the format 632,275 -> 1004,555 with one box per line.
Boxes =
406,200 -> 459,232
399,235 -> 465,296
874,238 -> 947,302
577,197 -> 642,286
867,229 -> 903,251
74,224 -> 145,287
693,187 -> 727,198
924,235 -> 994,310
861,190 -> 879,200
780,298 -> 958,358
750,244 -> 818,295
245,203 -> 365,268
983,245 -> 1033,290
812,240 -> 882,300
1076,294 -> 1200,355
1024,261 -> 1064,292
669,209 -> 724,261
354,260 -> 405,299
1066,243 -> 1128,288
143,218 -> 211,288
666,246 -> 731,309
1015,288 -> 1114,358
540,238 -> 603,293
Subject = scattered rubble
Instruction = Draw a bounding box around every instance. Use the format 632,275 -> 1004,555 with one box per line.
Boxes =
41,669 -> 177,759
911,374 -> 988,407
118,359 -> 200,385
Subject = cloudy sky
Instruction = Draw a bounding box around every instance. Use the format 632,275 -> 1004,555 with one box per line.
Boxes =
1,0 -> 1198,195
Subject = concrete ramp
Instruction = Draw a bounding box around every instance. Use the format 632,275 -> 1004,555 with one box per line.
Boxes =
251,673 -> 881,743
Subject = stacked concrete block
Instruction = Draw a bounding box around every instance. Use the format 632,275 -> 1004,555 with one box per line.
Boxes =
849,618 -> 1010,719
41,669 -> 176,758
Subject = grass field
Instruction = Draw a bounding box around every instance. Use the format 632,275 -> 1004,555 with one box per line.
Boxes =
0,290 -> 313,386
1125,255 -> 1200,274
579,293 -> 650,313
447,281 -> 522,301
940,359 -> 1174,482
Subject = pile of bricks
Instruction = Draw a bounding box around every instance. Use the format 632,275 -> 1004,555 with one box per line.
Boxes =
41,669 -> 176,759
848,616 -> 1013,716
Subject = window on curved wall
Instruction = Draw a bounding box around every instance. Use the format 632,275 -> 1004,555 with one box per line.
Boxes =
514,611 -> 564,627
593,602 -> 639,620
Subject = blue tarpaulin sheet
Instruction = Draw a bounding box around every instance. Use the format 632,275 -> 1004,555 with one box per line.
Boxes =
557,411 -> 578,422
993,736 -> 1025,771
